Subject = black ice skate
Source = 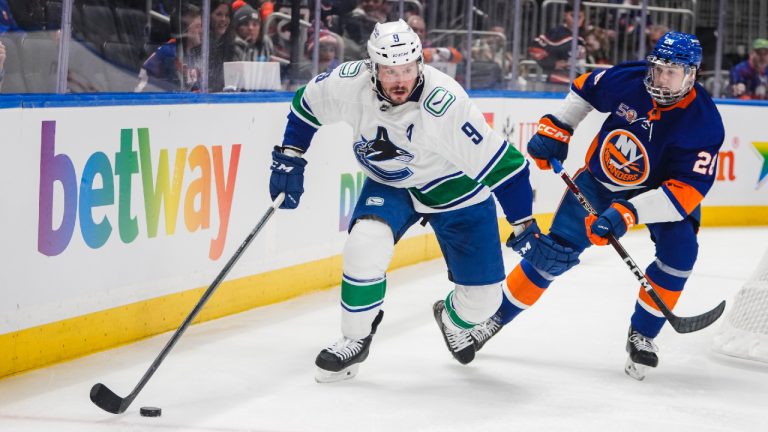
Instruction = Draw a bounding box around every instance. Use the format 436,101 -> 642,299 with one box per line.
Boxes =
470,314 -> 503,352
624,326 -> 659,381
433,300 -> 475,364
315,310 -> 384,383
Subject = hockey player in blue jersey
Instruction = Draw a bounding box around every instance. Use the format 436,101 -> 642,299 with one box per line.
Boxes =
470,31 -> 725,380
268,20 -> 579,383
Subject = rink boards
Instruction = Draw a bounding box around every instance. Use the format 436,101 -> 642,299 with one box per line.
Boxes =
1,92 -> 766,378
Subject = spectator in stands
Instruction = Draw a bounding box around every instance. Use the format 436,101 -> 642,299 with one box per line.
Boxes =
584,26 -> 612,67
406,14 -> 426,44
270,0 -> 311,62
730,38 -> 768,100
0,39 -> 5,91
321,0 -> 357,34
207,0 -> 234,92
231,4 -> 273,62
0,0 -> 20,33
466,25 -> 508,88
528,4 -> 586,84
343,0 -> 386,49
211,0 -> 232,40
390,1 -> 422,22
306,29 -> 340,73
137,4 -> 203,92
233,1 -> 272,21
476,25 -> 512,71
613,0 -> 652,60
406,15 -> 462,66
646,24 -> 668,50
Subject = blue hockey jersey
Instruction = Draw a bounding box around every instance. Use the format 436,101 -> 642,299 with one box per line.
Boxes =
570,61 -> 724,222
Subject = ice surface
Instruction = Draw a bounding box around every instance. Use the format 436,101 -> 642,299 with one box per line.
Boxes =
1,227 -> 766,432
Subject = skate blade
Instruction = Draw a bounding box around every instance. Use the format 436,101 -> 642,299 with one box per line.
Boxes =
624,358 -> 647,381
315,364 -> 360,383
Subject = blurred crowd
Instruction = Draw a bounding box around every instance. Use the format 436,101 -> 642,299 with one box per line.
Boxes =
0,0 -> 765,98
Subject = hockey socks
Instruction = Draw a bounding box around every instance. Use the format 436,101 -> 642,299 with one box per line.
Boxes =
469,261 -> 553,353
631,261 -> 686,338
498,260 -> 553,324
340,274 -> 386,339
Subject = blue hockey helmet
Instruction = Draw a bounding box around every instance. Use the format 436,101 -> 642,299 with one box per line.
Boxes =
649,31 -> 702,67
644,31 -> 702,105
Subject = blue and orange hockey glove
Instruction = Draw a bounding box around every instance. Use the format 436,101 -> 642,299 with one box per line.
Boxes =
526,114 -> 573,170
586,200 -> 638,246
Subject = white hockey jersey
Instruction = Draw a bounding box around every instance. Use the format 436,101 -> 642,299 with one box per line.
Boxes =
283,61 -> 531,220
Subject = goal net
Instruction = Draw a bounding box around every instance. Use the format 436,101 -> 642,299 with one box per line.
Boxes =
712,249 -> 768,363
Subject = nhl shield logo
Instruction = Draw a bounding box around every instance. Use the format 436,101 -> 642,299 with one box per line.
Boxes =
599,130 -> 649,186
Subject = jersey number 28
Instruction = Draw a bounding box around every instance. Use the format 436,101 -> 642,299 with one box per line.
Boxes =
693,151 -> 718,176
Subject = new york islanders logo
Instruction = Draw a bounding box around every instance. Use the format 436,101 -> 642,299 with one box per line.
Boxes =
599,130 -> 649,186
354,126 -> 414,182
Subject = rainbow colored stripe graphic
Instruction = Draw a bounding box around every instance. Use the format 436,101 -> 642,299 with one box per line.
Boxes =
753,141 -> 768,188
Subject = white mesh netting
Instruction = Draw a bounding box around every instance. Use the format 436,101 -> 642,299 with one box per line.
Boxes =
712,249 -> 768,363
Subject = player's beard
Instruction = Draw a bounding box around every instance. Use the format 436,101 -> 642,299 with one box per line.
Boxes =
385,84 -> 413,105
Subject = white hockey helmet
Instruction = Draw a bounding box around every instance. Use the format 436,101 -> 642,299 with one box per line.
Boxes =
367,19 -> 424,97
367,19 -> 423,67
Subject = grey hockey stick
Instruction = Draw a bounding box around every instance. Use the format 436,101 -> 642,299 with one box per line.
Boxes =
550,159 -> 724,333
90,193 -> 285,414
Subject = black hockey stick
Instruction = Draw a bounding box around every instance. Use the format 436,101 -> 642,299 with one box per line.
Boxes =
549,159 -> 725,333
90,193 -> 285,414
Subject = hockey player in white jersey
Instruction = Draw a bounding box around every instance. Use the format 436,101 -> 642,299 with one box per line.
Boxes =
269,19 -> 580,383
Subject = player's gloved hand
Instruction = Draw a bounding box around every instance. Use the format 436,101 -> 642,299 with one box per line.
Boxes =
527,114 -> 573,170
586,199 -> 638,246
506,219 -> 580,276
270,146 -> 307,209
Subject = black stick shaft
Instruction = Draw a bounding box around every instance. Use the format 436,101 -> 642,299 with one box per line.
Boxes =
91,194 -> 284,413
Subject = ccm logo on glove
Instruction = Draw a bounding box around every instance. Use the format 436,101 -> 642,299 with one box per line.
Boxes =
526,114 -> 573,170
272,162 -> 295,173
269,146 -> 307,209
537,118 -> 571,143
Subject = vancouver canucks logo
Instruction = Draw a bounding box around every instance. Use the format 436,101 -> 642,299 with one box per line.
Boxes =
354,126 -> 414,182
599,129 -> 650,186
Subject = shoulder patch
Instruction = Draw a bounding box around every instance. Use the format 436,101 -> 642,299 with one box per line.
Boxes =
423,87 -> 456,117
339,61 -> 364,78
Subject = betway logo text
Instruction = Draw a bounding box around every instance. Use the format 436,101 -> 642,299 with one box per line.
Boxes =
38,121 -> 241,260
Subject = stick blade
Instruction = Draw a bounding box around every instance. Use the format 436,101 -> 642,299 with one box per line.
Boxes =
668,300 -> 726,334
90,383 -> 129,414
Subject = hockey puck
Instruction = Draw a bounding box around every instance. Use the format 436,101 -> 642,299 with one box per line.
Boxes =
140,406 -> 162,417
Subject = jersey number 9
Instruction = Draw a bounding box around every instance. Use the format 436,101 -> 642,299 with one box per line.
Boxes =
461,122 -> 483,145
